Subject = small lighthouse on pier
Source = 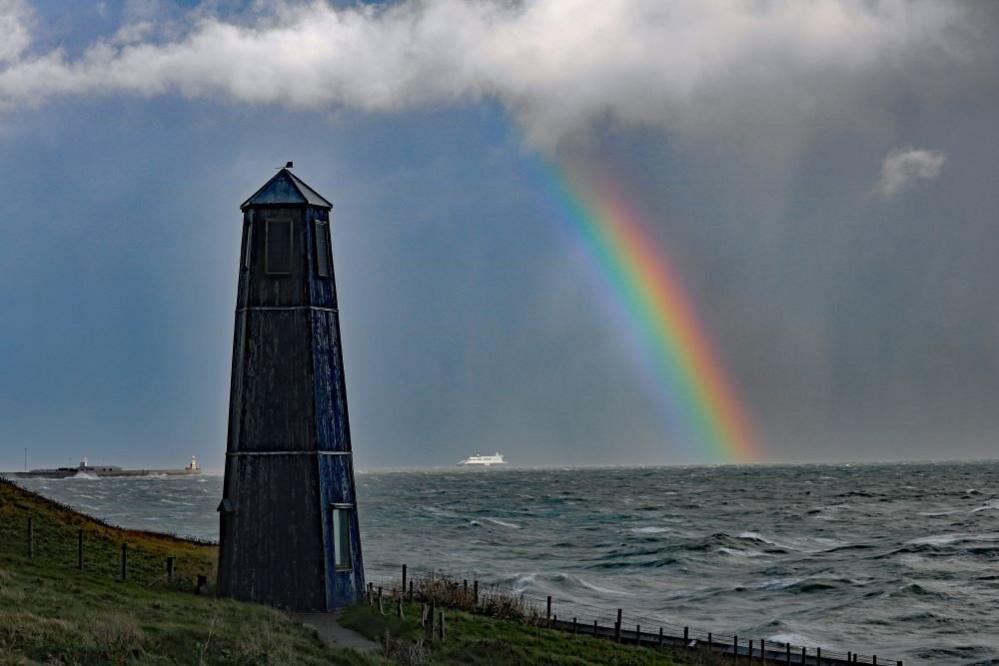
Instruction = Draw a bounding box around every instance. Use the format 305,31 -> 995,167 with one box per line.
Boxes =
217,165 -> 364,610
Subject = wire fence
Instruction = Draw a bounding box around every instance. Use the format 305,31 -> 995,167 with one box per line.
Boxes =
367,563 -> 904,666
0,506 -> 213,592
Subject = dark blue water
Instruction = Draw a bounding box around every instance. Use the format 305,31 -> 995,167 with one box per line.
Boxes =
12,462 -> 999,664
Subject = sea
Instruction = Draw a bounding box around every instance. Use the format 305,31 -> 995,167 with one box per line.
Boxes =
11,462 -> 999,664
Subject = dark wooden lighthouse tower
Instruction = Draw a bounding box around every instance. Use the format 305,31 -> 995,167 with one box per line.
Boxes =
218,166 -> 364,610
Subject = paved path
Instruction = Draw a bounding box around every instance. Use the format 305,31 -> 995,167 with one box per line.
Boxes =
291,611 -> 381,653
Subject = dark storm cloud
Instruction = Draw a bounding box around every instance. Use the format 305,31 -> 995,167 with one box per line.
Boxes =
2,1 -> 999,467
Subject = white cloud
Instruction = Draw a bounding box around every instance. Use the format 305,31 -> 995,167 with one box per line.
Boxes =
0,0 -> 31,64
0,1 -> 987,146
878,147 -> 947,197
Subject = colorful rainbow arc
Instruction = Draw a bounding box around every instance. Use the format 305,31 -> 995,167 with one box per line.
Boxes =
537,159 -> 759,462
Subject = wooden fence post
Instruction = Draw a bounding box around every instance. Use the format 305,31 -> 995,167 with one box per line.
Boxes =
873,656 -> 878,665
401,564 -> 407,596
409,580 -> 414,601
734,635 -> 738,659
635,624 -> 641,645
761,638 -> 766,664
437,610 -> 445,641
593,620 -> 598,636
77,529 -> 84,570
816,646 -> 821,665
684,626 -> 689,648
571,617 -> 577,634
27,517 -> 33,559
546,596 -> 552,624
708,632 -> 713,646
615,608 -> 622,642
659,627 -> 664,647
786,643 -> 791,664
473,579 -> 479,606
801,647 -> 806,664
750,639 -> 754,663
120,543 -> 128,581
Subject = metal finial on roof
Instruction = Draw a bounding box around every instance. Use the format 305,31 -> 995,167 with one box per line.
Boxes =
285,161 -> 294,169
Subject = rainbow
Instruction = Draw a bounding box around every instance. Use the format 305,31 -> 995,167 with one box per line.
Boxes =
536,159 -> 759,462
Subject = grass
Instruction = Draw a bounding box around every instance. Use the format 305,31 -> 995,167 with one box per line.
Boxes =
340,600 -> 731,665
0,478 -> 380,665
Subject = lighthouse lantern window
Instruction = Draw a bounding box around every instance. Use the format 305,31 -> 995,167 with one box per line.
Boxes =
265,218 -> 293,275
332,506 -> 353,570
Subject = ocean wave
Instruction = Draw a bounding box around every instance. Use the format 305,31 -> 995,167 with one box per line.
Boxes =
630,526 -> 671,534
888,581 -> 952,600
753,577 -> 804,590
483,517 -> 521,529
717,546 -> 766,558
423,505 -> 459,519
766,632 -> 818,647
736,531 -> 845,553
905,533 -> 999,546
503,571 -> 634,597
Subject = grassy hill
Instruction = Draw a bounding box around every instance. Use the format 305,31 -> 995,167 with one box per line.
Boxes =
0,478 -> 704,664
0,477 -> 375,664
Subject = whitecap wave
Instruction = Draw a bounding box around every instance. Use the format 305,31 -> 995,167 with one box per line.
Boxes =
754,577 -> 804,590
630,526 -> 670,534
484,517 -> 521,529
767,632 -> 818,647
907,533 -> 999,546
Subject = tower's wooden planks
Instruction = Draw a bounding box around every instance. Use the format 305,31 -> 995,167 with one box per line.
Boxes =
218,168 -> 365,611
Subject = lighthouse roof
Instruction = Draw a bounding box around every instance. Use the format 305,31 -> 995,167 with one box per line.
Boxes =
240,168 -> 332,210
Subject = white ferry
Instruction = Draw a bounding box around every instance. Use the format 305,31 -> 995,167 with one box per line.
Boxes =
457,453 -> 506,467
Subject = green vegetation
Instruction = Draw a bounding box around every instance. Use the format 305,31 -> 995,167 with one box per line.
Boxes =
341,602 -> 697,665
0,478 -> 378,665
0,478 -> 722,664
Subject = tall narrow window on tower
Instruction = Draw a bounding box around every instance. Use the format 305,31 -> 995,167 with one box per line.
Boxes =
315,220 -> 331,278
332,506 -> 353,570
265,218 -> 293,275
242,219 -> 253,271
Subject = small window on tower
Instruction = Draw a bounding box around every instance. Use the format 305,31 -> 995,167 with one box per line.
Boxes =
332,506 -> 353,570
265,219 -> 293,275
315,219 -> 331,278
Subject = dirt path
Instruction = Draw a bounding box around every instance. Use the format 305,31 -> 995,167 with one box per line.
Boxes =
291,611 -> 381,653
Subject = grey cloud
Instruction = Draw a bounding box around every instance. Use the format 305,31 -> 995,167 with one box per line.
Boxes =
878,147 -> 947,198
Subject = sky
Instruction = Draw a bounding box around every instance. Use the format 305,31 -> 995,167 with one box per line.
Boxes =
1,0 -> 998,470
